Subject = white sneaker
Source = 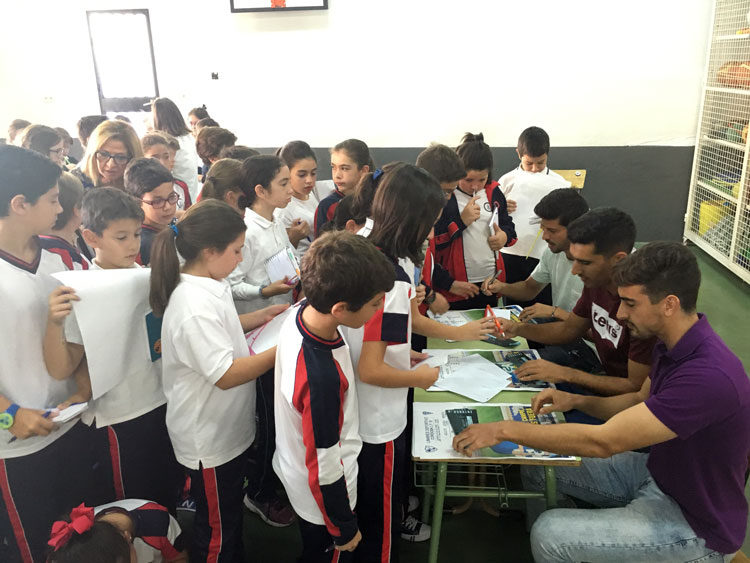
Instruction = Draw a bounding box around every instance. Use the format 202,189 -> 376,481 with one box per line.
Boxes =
400,514 -> 431,542
408,494 -> 419,513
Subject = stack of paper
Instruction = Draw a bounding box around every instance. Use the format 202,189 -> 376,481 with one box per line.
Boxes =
245,303 -> 299,355
264,248 -> 300,285
419,348 -> 553,392
52,402 -> 89,423
421,354 -> 511,402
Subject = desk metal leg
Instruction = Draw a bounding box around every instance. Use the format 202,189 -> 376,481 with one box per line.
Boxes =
421,463 -> 435,523
544,466 -> 557,509
427,462 -> 448,563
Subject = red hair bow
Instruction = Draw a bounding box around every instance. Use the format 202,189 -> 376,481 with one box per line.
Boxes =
48,503 -> 95,551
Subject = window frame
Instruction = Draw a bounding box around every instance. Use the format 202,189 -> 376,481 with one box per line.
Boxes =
86,9 -> 160,113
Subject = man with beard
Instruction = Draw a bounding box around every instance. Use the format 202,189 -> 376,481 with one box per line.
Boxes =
495,207 -> 656,397
453,241 -> 750,562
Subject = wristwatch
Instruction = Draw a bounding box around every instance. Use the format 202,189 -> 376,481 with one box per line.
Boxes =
0,404 -> 19,430
425,291 -> 437,306
258,284 -> 269,298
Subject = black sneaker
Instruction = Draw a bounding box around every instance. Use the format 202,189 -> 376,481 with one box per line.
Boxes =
400,515 -> 431,542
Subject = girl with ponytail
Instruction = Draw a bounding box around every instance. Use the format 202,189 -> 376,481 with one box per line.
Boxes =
199,158 -> 246,213
150,199 -> 289,562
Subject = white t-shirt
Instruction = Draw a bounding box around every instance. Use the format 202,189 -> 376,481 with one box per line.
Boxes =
95,499 -> 182,563
0,247 -> 78,459
64,263 -> 166,428
352,256 -> 415,444
274,193 -> 319,258
161,274 -> 255,470
227,209 -> 295,315
273,305 -> 361,528
454,188 -> 496,282
529,248 -> 583,313
498,166 -> 570,259
173,134 -> 200,204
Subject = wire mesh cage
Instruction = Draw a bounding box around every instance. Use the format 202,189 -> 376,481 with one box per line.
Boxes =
686,0 -> 750,283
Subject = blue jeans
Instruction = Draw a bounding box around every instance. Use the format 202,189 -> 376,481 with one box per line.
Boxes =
522,452 -> 734,562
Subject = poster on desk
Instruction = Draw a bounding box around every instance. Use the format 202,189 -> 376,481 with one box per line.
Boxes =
422,349 -> 554,392
412,402 -> 576,462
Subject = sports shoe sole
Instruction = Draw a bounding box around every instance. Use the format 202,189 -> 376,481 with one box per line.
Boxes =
243,495 -> 294,528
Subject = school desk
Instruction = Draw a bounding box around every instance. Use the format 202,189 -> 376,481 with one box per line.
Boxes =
416,335 -> 581,563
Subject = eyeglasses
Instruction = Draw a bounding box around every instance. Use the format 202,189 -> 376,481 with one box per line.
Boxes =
140,192 -> 180,209
49,148 -> 65,157
95,150 -> 130,166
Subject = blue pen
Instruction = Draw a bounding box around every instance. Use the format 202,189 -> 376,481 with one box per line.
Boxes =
7,409 -> 52,444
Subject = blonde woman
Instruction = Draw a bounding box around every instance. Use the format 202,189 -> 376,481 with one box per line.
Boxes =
73,120 -> 142,190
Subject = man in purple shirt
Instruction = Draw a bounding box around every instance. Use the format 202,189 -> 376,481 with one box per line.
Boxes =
453,241 -> 750,562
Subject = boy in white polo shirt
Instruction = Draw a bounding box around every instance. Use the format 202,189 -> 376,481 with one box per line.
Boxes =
0,145 -> 107,563
498,126 -> 570,307
43,187 -> 183,512
274,231 -> 396,562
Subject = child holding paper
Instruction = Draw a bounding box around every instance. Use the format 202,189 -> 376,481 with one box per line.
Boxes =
0,146 -> 105,563
226,155 -> 298,527
150,200 -> 287,561
43,187 -> 182,512
227,154 -> 296,315
497,126 -> 569,307
352,163 -> 496,558
433,133 -> 516,310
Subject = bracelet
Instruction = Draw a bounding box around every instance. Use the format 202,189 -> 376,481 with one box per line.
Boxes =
259,284 -> 269,298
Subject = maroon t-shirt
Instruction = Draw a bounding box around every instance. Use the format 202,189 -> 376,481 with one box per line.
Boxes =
572,286 -> 656,378
645,315 -> 750,553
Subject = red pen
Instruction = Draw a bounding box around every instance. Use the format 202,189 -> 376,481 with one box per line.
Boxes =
484,305 -> 505,337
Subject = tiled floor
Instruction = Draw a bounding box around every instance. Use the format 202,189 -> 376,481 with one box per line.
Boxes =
236,244 -> 750,562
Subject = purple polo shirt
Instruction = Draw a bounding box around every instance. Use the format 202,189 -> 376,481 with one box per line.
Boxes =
645,314 -> 750,554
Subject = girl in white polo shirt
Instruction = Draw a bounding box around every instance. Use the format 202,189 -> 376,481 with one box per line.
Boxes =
226,154 -> 300,526
275,140 -> 319,258
227,154 -> 296,315
150,200 -> 286,563
353,164 -> 495,560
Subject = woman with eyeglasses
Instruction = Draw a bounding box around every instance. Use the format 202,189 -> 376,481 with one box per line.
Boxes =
19,124 -> 65,167
73,120 -> 143,190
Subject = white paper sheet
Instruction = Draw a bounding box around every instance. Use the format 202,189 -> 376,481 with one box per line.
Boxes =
52,269 -> 153,399
245,303 -> 299,355
52,402 -> 89,423
264,248 -> 300,285
429,354 -> 511,402
504,174 -> 570,259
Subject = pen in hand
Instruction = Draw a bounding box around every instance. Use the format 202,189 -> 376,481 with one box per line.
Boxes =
7,409 -> 53,444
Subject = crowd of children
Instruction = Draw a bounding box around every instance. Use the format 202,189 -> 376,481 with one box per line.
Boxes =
1,99 -> 747,563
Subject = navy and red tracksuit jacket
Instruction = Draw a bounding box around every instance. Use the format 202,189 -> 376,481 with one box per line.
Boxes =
313,189 -> 345,238
433,181 -> 516,303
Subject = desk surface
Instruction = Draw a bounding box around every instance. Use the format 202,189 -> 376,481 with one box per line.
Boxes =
417,335 -> 580,466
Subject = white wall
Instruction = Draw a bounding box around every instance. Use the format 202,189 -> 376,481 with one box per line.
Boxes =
0,0 -> 713,148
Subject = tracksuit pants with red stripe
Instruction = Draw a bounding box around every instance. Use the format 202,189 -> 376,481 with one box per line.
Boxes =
98,404 -> 182,512
354,430 -> 406,563
0,422 -> 111,563
298,518 -> 355,563
187,450 -> 247,563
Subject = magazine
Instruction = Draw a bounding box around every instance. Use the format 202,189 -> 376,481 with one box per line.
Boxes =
413,402 -> 575,461
428,307 -> 525,346
421,348 -> 554,392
